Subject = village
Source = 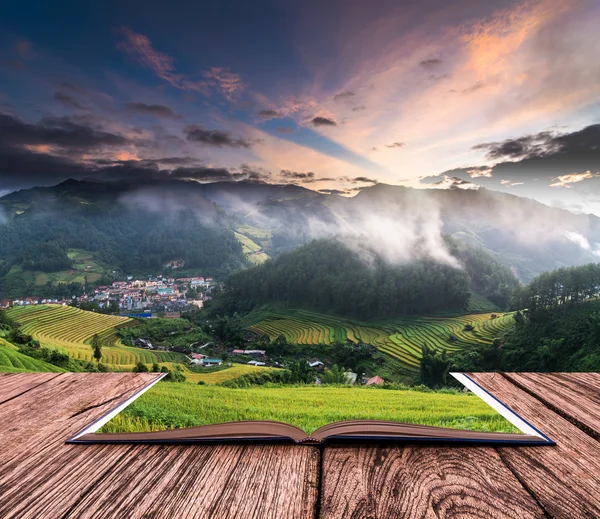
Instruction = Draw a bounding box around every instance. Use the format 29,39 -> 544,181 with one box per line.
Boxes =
0,275 -> 215,317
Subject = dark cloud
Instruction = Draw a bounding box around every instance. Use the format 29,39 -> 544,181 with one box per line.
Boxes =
474,130 -> 562,161
53,92 -> 84,110
256,109 -> 282,118
125,102 -> 181,119
318,188 -> 349,195
419,58 -> 442,69
280,170 -> 316,183
333,91 -> 355,102
311,116 -> 337,127
0,112 -> 129,152
351,177 -> 378,184
184,124 -> 252,148
352,106 -> 366,112
385,142 -> 405,148
276,126 -> 295,133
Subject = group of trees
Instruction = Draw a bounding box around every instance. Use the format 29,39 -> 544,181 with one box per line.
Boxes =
512,263 -> 600,314
220,239 -> 515,320
221,240 -> 475,319
0,197 -> 246,298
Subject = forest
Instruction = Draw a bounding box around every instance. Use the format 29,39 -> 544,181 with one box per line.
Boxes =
0,198 -> 246,297
218,239 -> 517,320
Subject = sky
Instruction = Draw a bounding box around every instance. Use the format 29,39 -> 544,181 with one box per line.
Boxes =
1,0 -> 600,213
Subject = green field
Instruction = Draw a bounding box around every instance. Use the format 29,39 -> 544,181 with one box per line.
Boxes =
4,249 -> 107,286
249,309 -> 514,372
0,338 -> 66,373
235,226 -> 270,265
101,382 -> 519,435
6,305 -> 188,368
184,364 -> 277,384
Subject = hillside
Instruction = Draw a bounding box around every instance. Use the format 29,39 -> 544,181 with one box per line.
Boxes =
3,179 -> 600,299
218,239 -> 517,318
6,305 -> 188,368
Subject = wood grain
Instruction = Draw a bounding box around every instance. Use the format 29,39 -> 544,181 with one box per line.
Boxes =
63,444 -> 319,519
470,372 -> 600,519
0,372 -> 61,404
0,373 -> 319,519
505,372 -> 600,436
320,444 -> 545,519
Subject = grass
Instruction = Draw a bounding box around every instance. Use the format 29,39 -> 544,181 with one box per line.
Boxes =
0,338 -> 66,373
5,249 -> 107,286
235,226 -> 270,265
185,364 -> 278,384
6,305 -> 188,369
101,382 -> 519,435
248,309 -> 514,373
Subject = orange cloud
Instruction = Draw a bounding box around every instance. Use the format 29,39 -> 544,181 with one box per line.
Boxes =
550,171 -> 598,188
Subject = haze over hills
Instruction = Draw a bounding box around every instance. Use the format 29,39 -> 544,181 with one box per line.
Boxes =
1,177 -> 600,300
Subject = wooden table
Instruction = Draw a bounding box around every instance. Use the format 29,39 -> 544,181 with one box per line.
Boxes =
1,372 -> 599,518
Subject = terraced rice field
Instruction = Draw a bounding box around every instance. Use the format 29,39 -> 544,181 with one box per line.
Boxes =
184,364 -> 278,384
6,305 -> 188,368
0,338 -> 66,373
249,310 -> 514,372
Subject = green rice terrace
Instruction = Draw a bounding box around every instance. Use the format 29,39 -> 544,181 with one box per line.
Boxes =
5,305 -> 188,369
248,309 -> 513,373
101,382 -> 519,435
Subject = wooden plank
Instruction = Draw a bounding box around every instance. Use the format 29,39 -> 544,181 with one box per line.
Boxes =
0,372 -> 61,404
0,373 -> 319,519
63,444 -> 320,519
320,444 -> 545,519
0,372 -> 158,460
505,372 -> 600,436
470,372 -> 600,518
0,373 -> 160,518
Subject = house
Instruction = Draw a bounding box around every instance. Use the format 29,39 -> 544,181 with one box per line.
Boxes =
365,376 -> 385,386
165,311 -> 181,319
201,358 -> 223,366
307,360 -> 324,368
232,349 -> 246,355
248,360 -> 266,366
344,372 -> 358,385
244,349 -> 266,356
189,359 -> 203,365
0,299 -> 11,309
190,353 -> 206,360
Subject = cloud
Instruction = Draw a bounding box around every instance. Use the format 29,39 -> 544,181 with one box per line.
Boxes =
333,91 -> 355,102
351,177 -> 378,184
318,188 -> 348,195
184,124 -> 253,148
550,171 -> 599,188
500,179 -> 524,187
202,67 -> 243,99
125,102 -> 181,119
257,109 -> 282,118
466,166 -> 493,178
385,142 -> 405,149
473,130 -> 558,160
0,112 -> 130,152
276,126 -> 295,133
280,170 -> 316,182
118,28 -> 243,99
450,81 -> 485,95
53,92 -> 84,110
311,116 -> 337,127
419,58 -> 442,69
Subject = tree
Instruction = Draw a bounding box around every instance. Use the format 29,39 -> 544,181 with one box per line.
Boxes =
133,361 -> 149,372
91,334 -> 102,363
321,364 -> 348,384
420,344 -> 451,388
152,362 -> 160,372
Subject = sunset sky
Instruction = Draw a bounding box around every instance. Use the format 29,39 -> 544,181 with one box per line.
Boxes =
1,0 -> 600,213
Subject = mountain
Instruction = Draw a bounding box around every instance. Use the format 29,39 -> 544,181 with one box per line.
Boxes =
1,178 -> 600,299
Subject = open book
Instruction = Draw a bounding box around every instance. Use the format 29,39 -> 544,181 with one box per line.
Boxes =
67,373 -> 554,445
